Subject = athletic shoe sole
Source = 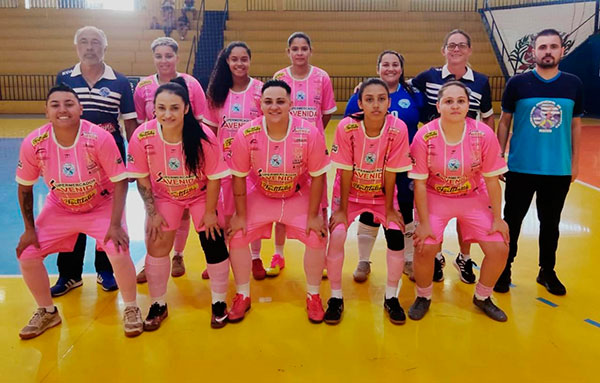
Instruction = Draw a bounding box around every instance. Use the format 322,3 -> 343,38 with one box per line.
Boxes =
228,304 -> 251,323
143,310 -> 169,331
19,316 -> 62,340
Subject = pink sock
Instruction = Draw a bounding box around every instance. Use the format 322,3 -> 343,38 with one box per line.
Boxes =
304,246 -> 325,287
174,215 -> 191,253
108,252 -> 138,303
326,228 -> 347,291
386,249 -> 405,287
229,246 -> 251,286
250,240 -> 262,260
19,257 -> 53,308
416,283 -> 433,299
475,282 -> 494,300
145,254 -> 170,301
207,259 -> 230,296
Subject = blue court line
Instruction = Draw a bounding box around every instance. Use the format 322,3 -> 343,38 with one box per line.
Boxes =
584,319 -> 600,328
536,297 -> 558,308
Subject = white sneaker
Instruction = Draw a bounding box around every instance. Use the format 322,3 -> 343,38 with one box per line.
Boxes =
123,306 -> 143,337
19,307 -> 61,340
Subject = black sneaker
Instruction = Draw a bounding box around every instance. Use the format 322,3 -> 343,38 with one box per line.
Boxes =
536,268 -> 566,296
494,267 -> 512,293
453,254 -> 477,284
50,277 -> 83,297
473,296 -> 508,322
408,297 -> 431,320
433,254 -> 445,282
383,297 -> 406,325
211,301 -> 228,329
143,303 -> 168,331
324,297 -> 344,325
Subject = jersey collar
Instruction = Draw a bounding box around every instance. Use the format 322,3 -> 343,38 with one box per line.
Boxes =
71,62 -> 117,80
442,64 -> 474,82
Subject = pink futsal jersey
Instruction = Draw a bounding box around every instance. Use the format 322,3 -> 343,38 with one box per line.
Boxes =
331,114 -> 412,205
409,117 -> 508,197
127,120 -> 230,201
273,66 -> 337,131
133,73 -> 206,123
204,78 -> 263,165
230,115 -> 330,199
16,120 -> 128,212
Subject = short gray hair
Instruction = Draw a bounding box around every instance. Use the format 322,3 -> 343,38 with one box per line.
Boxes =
151,37 -> 179,53
74,26 -> 108,47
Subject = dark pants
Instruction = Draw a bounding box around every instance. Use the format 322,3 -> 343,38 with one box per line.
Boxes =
502,171 -> 571,274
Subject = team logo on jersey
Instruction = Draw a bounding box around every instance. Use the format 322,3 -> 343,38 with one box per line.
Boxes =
17,160 -> 23,169
274,72 -> 285,80
244,125 -> 261,136
99,87 -> 111,98
223,137 -> 234,150
424,130 -> 438,141
127,154 -> 134,163
331,144 -> 338,154
398,99 -> 411,109
344,123 -> 359,132
447,158 -> 461,171
365,153 -> 376,164
31,132 -> 49,146
62,163 -> 76,177
530,100 -> 562,132
168,157 -> 181,170
296,91 -> 306,101
137,79 -> 152,88
82,132 -> 98,140
138,130 -> 156,140
270,154 -> 282,168
232,103 -> 241,113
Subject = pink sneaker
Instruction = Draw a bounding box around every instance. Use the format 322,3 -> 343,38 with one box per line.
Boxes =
265,254 -> 285,277
306,293 -> 325,323
252,259 -> 266,280
228,293 -> 251,322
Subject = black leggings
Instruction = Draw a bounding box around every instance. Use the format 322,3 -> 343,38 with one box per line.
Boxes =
198,230 -> 229,264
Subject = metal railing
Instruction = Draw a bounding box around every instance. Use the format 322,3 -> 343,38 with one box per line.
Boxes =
186,0 -> 205,74
410,0 -> 478,12
0,0 -> 18,7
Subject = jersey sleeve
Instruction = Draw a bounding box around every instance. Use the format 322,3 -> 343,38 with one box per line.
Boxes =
55,70 -> 65,86
201,127 -> 230,180
133,85 -> 147,123
188,77 -> 206,121
119,76 -> 137,121
480,125 -> 508,177
330,120 -> 354,171
501,77 -> 518,114
410,70 -> 427,93
203,104 -> 220,128
229,127 -> 251,177
480,78 -> 494,118
126,130 -> 150,178
344,93 -> 360,117
321,73 -> 337,115
408,130 -> 430,180
15,136 -> 40,186
96,131 -> 128,182
307,129 -> 331,177
385,121 -> 412,173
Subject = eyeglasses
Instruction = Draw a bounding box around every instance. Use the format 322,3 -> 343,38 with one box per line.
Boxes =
446,43 -> 470,51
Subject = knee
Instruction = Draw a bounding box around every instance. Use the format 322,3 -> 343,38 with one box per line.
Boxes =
328,228 -> 347,249
384,229 -> 404,251
199,231 -> 229,264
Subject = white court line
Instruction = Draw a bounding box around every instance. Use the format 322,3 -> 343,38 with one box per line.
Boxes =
576,180 -> 600,192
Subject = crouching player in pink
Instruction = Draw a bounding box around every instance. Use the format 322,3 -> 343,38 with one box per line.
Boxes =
326,78 -> 412,325
15,84 -> 142,339
228,80 -> 330,323
128,79 -> 231,330
408,81 -> 509,322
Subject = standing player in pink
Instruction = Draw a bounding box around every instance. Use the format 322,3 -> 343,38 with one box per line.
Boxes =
128,79 -> 231,330
15,84 -> 142,339
326,78 -> 412,325
228,80 -> 330,323
133,37 -> 207,283
204,41 -> 265,286
263,31 -> 337,276
408,81 -> 509,322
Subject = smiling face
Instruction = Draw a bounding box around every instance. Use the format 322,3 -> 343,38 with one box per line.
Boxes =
286,37 -> 312,68
227,46 -> 251,79
75,29 -> 106,65
261,86 -> 292,126
358,83 -> 390,121
377,53 -> 402,90
46,91 -> 83,129
153,45 -> 179,77
436,84 -> 470,123
154,91 -> 189,130
534,34 -> 564,69
442,32 -> 472,67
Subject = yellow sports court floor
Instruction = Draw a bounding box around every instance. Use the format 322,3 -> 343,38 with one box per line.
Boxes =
0,117 -> 599,382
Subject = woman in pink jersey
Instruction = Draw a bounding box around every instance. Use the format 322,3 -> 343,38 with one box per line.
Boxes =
204,41 -> 266,285
266,32 -> 337,276
15,84 -> 142,339
326,78 -> 412,325
408,81 -> 509,322
228,80 -> 330,323
128,79 -> 231,330
133,37 -> 207,283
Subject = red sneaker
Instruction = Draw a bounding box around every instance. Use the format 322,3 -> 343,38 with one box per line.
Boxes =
252,259 -> 266,280
228,293 -> 251,322
266,254 -> 285,277
201,268 -> 209,280
306,293 -> 325,323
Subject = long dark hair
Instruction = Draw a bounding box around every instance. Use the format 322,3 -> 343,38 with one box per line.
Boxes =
154,77 -> 209,176
207,41 -> 252,110
376,50 -> 413,96
349,78 -> 390,121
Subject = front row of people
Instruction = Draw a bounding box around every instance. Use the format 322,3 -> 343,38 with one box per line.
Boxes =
15,78 -> 510,340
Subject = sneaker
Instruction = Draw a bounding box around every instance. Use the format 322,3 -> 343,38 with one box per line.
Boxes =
19,307 -> 62,340
352,261 -> 371,283
324,297 -> 344,325
384,297 -> 406,325
228,293 -> 251,322
306,293 -> 325,323
453,254 -> 477,284
536,268 -> 566,296
136,267 -> 147,284
50,277 -> 83,297
211,301 -> 228,329
201,268 -> 209,280
403,261 -> 415,282
251,259 -> 266,280
171,254 -> 185,277
493,267 -> 512,293
123,306 -> 144,337
433,254 -> 445,282
143,303 -> 168,331
266,254 -> 285,277
408,297 -> 431,320
97,271 -> 118,292
473,296 -> 508,322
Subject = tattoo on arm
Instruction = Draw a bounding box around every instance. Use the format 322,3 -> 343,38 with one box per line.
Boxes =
20,188 -> 35,228
137,184 -> 157,217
